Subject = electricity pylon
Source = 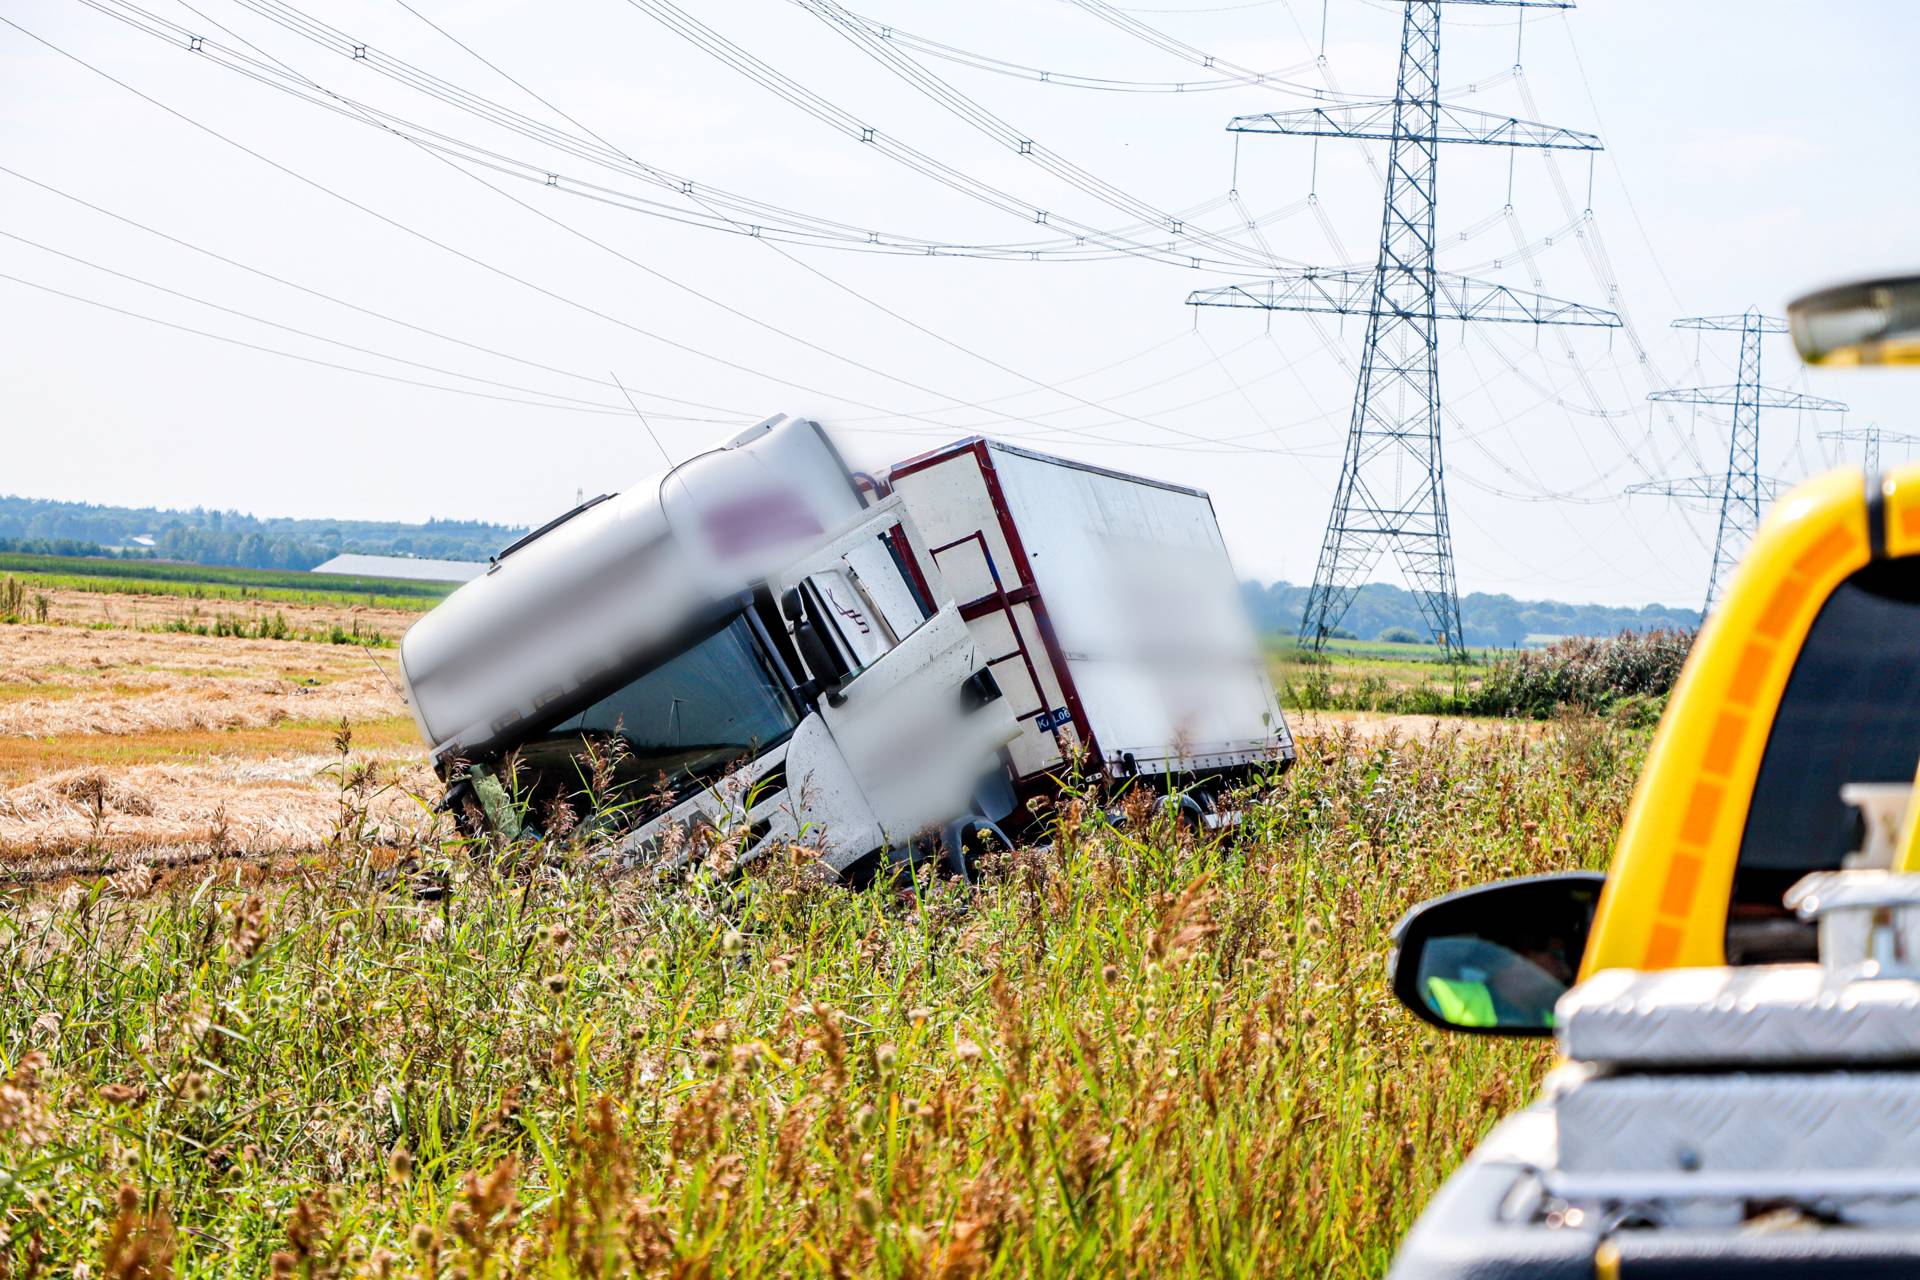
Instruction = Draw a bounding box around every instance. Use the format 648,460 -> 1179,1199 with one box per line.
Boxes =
1189,0 -> 1619,659
1822,422 -> 1919,476
1626,309 -> 1847,616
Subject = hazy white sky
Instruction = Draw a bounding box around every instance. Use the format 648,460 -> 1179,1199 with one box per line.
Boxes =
2,0 -> 1915,606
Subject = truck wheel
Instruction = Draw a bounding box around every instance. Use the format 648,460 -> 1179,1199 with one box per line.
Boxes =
941,815 -> 1012,883
1163,793 -> 1206,834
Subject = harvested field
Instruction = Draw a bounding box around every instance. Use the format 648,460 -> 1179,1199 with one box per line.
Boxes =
0,622 -> 429,864
15,584 -> 419,641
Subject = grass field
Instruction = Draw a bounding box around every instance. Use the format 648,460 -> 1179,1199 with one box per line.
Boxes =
0,584 -> 1668,1275
0,553 -> 458,613
0,697 -> 1644,1276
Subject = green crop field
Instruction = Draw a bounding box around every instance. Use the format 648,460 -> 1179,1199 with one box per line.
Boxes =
0,719 -> 1643,1277
0,553 -> 458,611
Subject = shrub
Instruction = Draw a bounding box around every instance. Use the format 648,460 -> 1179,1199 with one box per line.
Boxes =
1467,629 -> 1694,720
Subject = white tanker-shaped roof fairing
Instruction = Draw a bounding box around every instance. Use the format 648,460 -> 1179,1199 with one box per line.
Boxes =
399,415 -> 865,763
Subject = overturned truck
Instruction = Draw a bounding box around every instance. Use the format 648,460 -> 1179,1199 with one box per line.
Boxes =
399,415 -> 1293,878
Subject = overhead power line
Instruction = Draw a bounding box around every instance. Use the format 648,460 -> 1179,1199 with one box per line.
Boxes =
377,0 -> 1314,452
1188,0 -> 1614,658
0,267 -> 697,419
618,0 -> 1283,271
1627,310 -> 1848,616
0,165 -> 753,420
82,0 -> 1294,269
10,10 -> 1305,460
793,0 -> 1291,272
817,3 -> 1322,94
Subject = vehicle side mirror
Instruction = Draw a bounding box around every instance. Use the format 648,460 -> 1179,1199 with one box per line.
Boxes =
780,584 -> 851,702
1788,274 -> 1920,367
1388,871 -> 1606,1037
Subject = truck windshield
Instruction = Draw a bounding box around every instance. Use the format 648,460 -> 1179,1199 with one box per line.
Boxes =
1730,557 -> 1920,960
506,613 -> 799,816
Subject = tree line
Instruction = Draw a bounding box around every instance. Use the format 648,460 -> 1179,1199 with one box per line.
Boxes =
0,496 -> 525,571
1241,579 -> 1698,648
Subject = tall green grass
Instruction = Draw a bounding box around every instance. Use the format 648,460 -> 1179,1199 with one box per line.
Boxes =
0,720 -> 1640,1277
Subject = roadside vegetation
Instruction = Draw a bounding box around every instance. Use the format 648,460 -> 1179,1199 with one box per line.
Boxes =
0,718 -> 1641,1277
1275,629 -> 1693,725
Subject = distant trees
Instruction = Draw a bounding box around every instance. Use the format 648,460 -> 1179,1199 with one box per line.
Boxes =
0,537 -> 112,557
1241,580 -> 1699,647
0,495 -> 525,571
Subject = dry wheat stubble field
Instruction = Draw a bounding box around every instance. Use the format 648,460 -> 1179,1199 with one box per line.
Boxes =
0,583 -> 1646,1278
0,589 -> 426,873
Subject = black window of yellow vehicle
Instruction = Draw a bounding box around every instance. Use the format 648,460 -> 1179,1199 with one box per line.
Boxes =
1729,557 -> 1920,962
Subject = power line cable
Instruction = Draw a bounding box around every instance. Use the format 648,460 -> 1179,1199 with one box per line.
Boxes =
197,0 -> 1299,454
615,0 -> 1283,271
791,0 -> 1288,272
0,163 -> 754,418
378,0 -> 1319,449
3,14 -> 1066,436
0,226 -> 713,416
818,3 -> 1321,94
0,266 -> 686,418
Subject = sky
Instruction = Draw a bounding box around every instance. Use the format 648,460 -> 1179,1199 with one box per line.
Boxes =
2,0 -> 1917,608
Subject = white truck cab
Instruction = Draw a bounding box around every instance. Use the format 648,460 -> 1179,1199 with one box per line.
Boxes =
400,414 -> 1018,878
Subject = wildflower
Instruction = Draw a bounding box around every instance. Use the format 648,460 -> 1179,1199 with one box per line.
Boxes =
170,1072 -> 212,1105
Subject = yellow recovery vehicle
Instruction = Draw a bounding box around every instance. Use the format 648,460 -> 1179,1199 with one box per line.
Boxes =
1386,274 -> 1920,1277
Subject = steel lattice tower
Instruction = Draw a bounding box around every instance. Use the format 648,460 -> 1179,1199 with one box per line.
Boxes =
1822,422 -> 1920,477
1189,0 -> 1618,657
1627,309 -> 1846,616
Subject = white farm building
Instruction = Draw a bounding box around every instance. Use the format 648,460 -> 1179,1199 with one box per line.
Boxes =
310,553 -> 487,584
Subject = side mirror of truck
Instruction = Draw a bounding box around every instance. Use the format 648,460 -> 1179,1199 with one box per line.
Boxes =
1388,871 -> 1606,1037
780,585 -> 852,705
1789,274 -> 1920,367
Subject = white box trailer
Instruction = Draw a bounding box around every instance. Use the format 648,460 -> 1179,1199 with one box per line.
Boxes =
886,437 -> 1294,807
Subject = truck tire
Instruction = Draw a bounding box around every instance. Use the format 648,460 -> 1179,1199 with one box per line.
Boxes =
941,815 -> 1013,883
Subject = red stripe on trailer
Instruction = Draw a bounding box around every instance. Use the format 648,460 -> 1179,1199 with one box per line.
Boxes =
970,440 -> 1104,772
